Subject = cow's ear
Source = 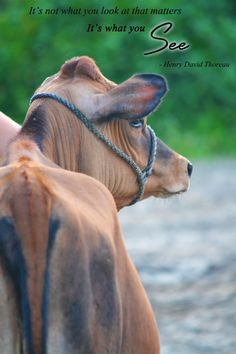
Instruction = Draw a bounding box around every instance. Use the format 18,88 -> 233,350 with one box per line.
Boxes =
60,57 -> 80,77
92,74 -> 168,121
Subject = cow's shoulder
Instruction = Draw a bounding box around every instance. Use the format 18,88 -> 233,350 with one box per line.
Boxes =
37,166 -> 122,352
40,164 -> 117,227
36,164 -> 120,275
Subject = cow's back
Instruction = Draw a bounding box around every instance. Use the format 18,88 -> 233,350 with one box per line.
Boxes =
0,158 -> 122,354
0,159 -> 53,353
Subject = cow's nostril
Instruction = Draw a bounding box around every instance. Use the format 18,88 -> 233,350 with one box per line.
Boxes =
187,162 -> 193,177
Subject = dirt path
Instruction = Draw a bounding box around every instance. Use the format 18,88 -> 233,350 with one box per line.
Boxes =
119,159 -> 236,354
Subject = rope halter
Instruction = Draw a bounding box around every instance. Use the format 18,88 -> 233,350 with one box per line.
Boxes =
30,92 -> 158,205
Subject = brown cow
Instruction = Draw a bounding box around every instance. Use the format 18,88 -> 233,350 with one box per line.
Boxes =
0,56 -> 192,353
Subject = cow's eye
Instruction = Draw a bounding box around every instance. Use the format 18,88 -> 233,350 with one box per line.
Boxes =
129,119 -> 144,129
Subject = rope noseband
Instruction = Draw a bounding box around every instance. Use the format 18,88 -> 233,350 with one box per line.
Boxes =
30,93 -> 157,205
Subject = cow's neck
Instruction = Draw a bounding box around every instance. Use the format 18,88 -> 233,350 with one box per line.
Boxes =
18,102 -> 135,210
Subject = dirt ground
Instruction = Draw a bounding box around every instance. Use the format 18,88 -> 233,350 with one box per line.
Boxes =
119,159 -> 236,354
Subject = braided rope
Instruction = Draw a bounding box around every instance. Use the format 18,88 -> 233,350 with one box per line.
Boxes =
142,126 -> 157,179
30,92 -> 157,205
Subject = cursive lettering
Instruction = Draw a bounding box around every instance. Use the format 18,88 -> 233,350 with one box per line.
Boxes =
144,22 -> 190,56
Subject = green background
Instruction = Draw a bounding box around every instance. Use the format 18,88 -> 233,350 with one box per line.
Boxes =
0,0 -> 235,158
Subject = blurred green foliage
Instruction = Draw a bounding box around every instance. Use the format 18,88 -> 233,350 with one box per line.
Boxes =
0,0 -> 235,157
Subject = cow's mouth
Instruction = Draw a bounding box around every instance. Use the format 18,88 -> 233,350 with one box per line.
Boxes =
155,187 -> 188,198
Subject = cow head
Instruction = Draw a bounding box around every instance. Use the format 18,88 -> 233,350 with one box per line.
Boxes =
23,56 -> 192,209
